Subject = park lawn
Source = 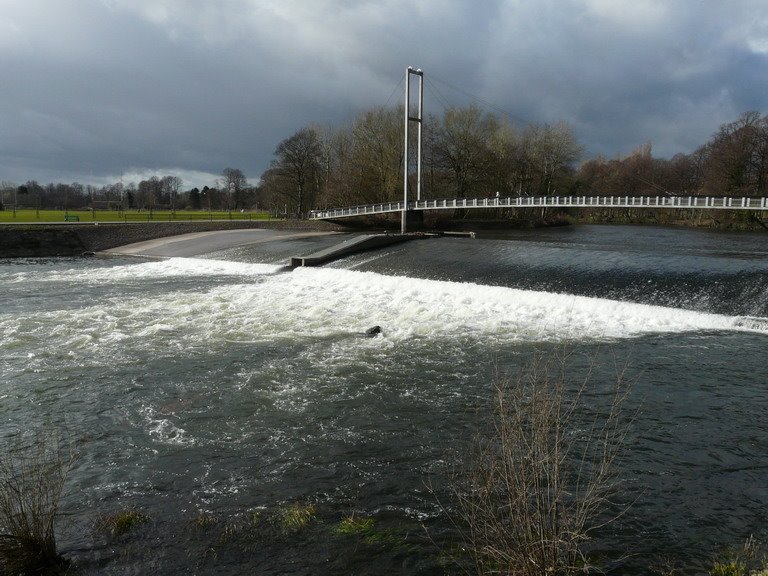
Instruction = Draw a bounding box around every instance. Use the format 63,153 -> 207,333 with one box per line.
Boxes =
0,209 -> 274,223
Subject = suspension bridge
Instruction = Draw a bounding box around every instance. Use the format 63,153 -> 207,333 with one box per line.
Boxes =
310,67 -> 768,231
310,194 -> 768,221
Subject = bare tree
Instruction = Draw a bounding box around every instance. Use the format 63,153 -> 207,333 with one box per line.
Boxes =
137,176 -> 162,213
487,119 -> 524,196
0,432 -> 77,575
161,176 -> 183,212
318,125 -> 354,208
349,106 -> 403,203
449,352 -> 632,575
524,121 -> 583,195
269,127 -> 324,216
0,181 -> 16,212
431,105 -> 498,198
700,111 -> 768,196
219,168 -> 247,210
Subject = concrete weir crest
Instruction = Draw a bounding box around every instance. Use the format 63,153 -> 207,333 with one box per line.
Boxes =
289,233 -> 424,268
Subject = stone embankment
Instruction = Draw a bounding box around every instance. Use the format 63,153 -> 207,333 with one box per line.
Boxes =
0,220 -> 347,258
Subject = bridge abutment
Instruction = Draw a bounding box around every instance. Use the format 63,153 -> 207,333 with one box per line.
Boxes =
401,209 -> 425,233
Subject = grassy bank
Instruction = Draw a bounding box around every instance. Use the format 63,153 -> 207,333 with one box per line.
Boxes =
0,209 -> 273,224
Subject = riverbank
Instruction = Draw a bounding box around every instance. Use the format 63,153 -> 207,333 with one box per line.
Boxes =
442,208 -> 768,232
0,220 -> 348,257
561,206 -> 768,231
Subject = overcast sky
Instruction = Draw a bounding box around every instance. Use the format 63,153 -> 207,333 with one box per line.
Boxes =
2,0 -> 768,190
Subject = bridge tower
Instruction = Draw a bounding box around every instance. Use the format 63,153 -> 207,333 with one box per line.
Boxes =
402,66 -> 424,234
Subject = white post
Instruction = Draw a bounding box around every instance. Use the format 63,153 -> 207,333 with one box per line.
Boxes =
402,67 -> 410,234
402,66 -> 424,234
417,70 -> 423,202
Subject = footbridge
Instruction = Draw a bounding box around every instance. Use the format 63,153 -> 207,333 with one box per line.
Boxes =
310,194 -> 768,221
312,67 -> 768,229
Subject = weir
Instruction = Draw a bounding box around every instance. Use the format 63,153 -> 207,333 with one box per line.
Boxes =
289,232 -> 430,267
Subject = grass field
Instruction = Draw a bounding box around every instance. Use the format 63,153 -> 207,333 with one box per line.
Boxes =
0,209 -> 275,223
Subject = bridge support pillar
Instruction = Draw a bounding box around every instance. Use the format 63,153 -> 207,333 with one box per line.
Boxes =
401,209 -> 424,233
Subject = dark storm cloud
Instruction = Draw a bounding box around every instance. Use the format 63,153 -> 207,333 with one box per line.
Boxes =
1,0 -> 767,188
481,1 -> 768,157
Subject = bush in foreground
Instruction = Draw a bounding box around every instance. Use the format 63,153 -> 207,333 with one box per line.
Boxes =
0,432 -> 76,575
449,353 -> 633,575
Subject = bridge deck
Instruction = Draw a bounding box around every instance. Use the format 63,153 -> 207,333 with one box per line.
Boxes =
310,195 -> 768,220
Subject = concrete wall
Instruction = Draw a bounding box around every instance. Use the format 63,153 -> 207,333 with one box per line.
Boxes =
0,220 -> 347,258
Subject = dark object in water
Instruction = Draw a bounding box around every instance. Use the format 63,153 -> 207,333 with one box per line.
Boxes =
365,325 -> 382,337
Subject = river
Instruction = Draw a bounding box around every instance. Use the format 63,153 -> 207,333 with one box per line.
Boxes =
1,224 -> 767,574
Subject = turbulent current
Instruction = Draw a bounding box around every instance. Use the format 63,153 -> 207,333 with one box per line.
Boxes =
1,224 -> 767,574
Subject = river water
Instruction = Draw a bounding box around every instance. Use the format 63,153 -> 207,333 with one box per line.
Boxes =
1,224 -> 767,574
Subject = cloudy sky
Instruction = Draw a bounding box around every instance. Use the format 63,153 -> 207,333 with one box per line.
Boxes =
2,0 -> 768,189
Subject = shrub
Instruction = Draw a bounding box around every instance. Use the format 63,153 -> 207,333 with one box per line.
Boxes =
709,537 -> 767,576
279,502 -> 316,533
98,509 -> 151,538
449,352 -> 633,575
337,515 -> 375,536
711,560 -> 747,576
190,512 -> 218,531
0,432 -> 76,575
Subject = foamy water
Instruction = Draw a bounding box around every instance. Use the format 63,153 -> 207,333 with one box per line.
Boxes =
2,257 -> 764,366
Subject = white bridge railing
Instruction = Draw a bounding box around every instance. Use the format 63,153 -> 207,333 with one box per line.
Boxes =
309,195 -> 768,219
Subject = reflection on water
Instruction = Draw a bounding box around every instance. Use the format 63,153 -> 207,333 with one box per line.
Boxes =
0,224 -> 767,574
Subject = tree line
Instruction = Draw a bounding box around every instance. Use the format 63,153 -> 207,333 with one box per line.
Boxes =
0,169 -> 258,213
3,108 -> 767,216
260,105 -> 584,215
262,107 -> 768,216
579,111 -> 768,199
